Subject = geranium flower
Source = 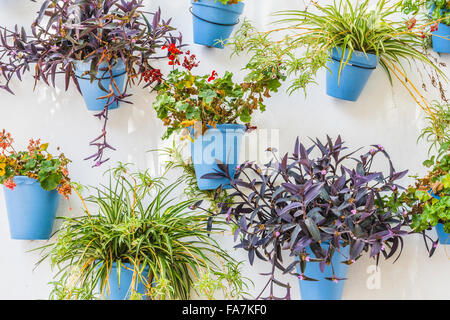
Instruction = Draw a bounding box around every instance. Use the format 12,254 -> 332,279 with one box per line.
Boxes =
208,70 -> 218,82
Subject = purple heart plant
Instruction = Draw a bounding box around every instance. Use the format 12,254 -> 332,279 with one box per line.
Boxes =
202,136 -> 412,300
0,0 -> 183,166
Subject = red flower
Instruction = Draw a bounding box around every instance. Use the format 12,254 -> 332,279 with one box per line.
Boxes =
182,50 -> 199,71
431,22 -> 439,32
142,68 -> 163,83
162,43 -> 183,66
4,178 -> 16,190
406,17 -> 416,30
208,70 -> 218,82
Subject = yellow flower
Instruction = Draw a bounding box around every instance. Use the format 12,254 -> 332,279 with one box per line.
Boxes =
180,120 -> 196,128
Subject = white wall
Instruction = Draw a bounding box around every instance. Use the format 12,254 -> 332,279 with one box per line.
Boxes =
0,0 -> 449,300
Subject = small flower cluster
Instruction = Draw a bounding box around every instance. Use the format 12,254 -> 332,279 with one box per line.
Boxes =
162,43 -> 183,66
405,16 -> 440,38
142,68 -> 163,84
143,45 -> 200,85
182,50 -> 199,71
0,130 -> 72,199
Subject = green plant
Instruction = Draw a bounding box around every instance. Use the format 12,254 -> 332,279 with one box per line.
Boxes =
400,0 -> 450,25
276,0 -> 444,82
36,164 -> 250,300
396,149 -> 449,242
229,0 -> 447,115
0,130 -> 71,198
418,102 -> 450,158
228,19 -> 328,94
389,103 -> 450,255
149,48 -> 284,139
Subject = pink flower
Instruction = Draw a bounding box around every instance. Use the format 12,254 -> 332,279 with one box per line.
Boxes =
351,209 -> 357,215
298,274 -> 305,280
321,169 -> 327,175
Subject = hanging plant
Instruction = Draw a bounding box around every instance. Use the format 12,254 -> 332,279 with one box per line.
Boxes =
0,0 -> 183,166
389,102 -> 450,249
146,46 -> 285,190
228,0 -> 447,107
202,135 -> 412,300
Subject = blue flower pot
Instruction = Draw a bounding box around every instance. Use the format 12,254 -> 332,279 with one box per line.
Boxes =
326,48 -> 378,101
432,22 -> 450,53
73,59 -> 126,111
191,0 -> 245,48
191,124 -> 246,190
102,262 -> 152,300
297,243 -> 350,300
3,176 -> 59,240
435,223 -> 450,245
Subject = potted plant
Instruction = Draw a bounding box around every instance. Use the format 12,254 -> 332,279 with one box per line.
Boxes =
204,136 -> 411,300
273,0 -> 447,101
228,1 -> 446,104
393,102 -> 450,246
400,149 -> 450,245
0,0 -> 182,166
0,130 -> 71,240
400,0 -> 450,53
147,47 -> 284,190
37,164 -> 250,300
191,0 -> 244,48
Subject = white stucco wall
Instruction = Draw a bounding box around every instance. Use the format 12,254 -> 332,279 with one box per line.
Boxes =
0,0 -> 448,300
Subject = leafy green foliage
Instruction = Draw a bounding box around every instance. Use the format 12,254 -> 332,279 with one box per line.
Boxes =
153,67 -> 283,139
418,102 -> 450,159
398,151 -> 450,233
36,164 -> 249,300
228,19 -> 326,94
0,130 -> 71,198
401,0 -> 450,25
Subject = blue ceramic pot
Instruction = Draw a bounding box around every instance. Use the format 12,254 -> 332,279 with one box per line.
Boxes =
432,22 -> 450,53
429,6 -> 450,53
326,48 -> 378,101
102,262 -> 152,300
191,0 -> 245,48
3,176 -> 59,240
435,223 -> 449,245
297,243 -> 350,300
191,123 -> 246,190
73,59 -> 126,111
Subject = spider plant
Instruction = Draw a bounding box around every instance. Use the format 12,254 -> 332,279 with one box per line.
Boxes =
418,101 -> 450,159
229,0 -> 446,116
274,0 -> 444,79
36,164 -> 250,300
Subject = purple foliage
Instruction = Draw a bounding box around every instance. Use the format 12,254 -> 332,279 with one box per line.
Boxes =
0,0 -> 183,166
204,136 -> 411,300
